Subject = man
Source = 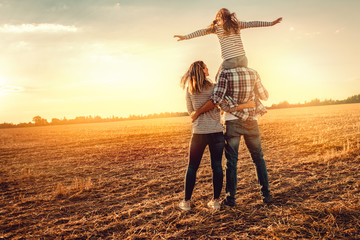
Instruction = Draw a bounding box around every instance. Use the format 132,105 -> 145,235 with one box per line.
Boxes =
191,66 -> 273,206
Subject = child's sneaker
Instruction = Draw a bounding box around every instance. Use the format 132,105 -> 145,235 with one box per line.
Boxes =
179,200 -> 191,211
207,199 -> 220,210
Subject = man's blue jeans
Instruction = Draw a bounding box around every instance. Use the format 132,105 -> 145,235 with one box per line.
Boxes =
185,132 -> 225,201
224,119 -> 270,205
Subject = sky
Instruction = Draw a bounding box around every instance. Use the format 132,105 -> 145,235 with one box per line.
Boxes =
0,0 -> 359,124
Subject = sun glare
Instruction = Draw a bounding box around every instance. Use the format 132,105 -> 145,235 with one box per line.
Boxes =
0,75 -> 6,96
0,75 -> 5,84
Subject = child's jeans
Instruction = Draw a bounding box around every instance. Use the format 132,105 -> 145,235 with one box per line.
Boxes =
215,55 -> 248,81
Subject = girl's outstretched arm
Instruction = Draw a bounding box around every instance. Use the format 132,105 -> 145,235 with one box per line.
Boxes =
174,28 -> 213,42
240,17 -> 282,29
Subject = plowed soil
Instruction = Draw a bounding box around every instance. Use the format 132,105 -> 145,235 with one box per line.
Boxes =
1,103 -> 360,239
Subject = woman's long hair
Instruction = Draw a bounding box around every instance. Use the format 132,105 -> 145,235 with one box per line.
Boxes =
208,8 -> 240,36
180,61 -> 212,94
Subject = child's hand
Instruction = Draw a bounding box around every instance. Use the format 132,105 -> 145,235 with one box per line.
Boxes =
174,35 -> 186,41
272,17 -> 282,26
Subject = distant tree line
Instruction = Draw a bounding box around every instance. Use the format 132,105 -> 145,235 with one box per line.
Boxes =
267,94 -> 360,109
0,112 -> 189,129
1,94 -> 359,129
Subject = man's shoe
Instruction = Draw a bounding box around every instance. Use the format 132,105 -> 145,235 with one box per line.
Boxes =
179,200 -> 191,211
207,199 -> 221,210
221,198 -> 235,208
263,195 -> 273,204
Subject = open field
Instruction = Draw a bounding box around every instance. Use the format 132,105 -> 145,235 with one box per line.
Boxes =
1,103 -> 360,239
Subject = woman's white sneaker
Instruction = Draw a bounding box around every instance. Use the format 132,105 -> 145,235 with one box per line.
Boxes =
207,199 -> 220,210
179,200 -> 191,211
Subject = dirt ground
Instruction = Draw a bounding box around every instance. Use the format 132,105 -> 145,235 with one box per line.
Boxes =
1,103 -> 360,239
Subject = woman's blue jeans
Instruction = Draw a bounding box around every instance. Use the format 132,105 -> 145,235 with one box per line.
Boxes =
224,119 -> 270,205
184,132 -> 225,201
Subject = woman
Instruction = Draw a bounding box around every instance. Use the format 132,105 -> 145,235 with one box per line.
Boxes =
174,8 -> 282,79
179,61 -> 254,211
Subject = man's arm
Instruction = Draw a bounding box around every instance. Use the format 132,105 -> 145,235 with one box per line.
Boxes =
235,100 -> 256,111
219,96 -> 256,112
251,71 -> 269,117
219,96 -> 237,112
254,72 -> 269,101
191,99 -> 256,122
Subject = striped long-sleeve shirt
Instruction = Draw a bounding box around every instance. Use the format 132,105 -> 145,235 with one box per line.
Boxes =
210,67 -> 269,121
186,85 -> 225,134
185,21 -> 274,60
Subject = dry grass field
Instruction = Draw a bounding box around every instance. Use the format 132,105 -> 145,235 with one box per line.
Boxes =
1,103 -> 360,239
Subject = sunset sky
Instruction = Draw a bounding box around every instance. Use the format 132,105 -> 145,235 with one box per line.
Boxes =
0,0 -> 359,124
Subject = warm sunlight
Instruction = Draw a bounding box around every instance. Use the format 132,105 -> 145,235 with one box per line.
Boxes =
1,2 -> 360,239
0,74 -> 5,85
0,75 -> 6,96
0,0 -> 359,124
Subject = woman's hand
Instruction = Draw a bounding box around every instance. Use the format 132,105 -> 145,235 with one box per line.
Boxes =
190,111 -> 199,122
174,35 -> 186,41
245,100 -> 256,108
236,100 -> 255,111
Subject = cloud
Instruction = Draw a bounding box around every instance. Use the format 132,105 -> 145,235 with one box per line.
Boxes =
305,31 -> 321,37
0,24 -> 78,33
42,95 -> 112,104
334,27 -> 344,34
10,41 -> 32,51
0,85 -> 24,93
